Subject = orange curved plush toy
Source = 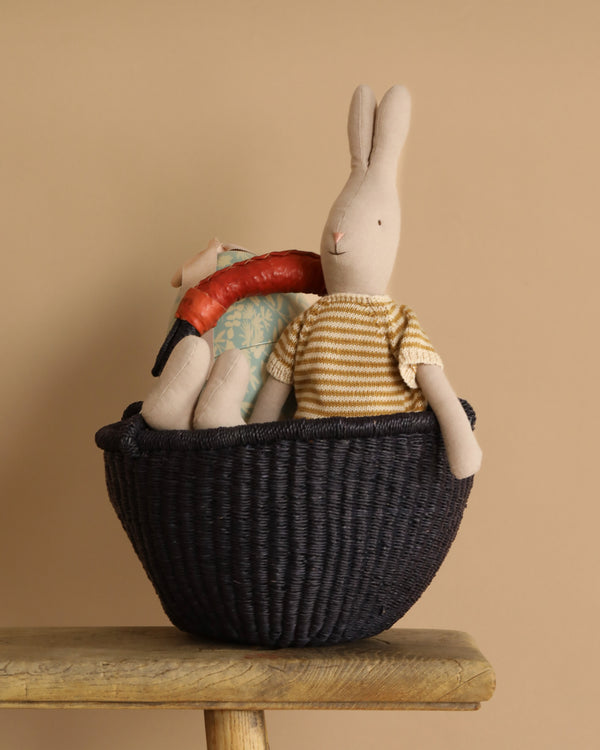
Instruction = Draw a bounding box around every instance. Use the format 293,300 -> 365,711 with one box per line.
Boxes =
176,250 -> 325,336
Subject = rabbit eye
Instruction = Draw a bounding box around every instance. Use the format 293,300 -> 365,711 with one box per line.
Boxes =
377,219 -> 382,226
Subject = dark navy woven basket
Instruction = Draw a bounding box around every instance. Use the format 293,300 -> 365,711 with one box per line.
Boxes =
95,401 -> 475,648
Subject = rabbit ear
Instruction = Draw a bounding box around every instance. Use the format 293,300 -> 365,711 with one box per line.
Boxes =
369,85 -> 411,177
347,84 -> 377,172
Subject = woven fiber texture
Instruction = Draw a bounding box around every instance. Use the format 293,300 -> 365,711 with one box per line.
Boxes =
96,402 -> 475,648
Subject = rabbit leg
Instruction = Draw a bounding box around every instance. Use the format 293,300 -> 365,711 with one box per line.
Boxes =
193,348 -> 250,429
141,336 -> 211,430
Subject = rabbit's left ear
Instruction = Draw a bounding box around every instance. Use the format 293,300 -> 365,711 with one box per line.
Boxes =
348,84 -> 377,173
369,85 -> 411,177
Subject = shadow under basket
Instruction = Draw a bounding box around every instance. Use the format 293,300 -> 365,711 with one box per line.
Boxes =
95,401 -> 476,648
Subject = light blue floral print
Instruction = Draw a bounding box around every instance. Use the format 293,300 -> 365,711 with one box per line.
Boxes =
211,250 -> 310,418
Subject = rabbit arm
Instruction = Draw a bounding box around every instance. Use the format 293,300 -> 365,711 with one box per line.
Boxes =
248,375 -> 292,424
171,237 -> 223,291
416,364 -> 482,479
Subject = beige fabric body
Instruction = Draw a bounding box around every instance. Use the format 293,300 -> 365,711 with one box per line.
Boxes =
267,293 -> 442,419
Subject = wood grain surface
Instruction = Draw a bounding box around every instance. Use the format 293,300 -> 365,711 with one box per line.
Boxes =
0,627 -> 495,711
205,710 -> 268,750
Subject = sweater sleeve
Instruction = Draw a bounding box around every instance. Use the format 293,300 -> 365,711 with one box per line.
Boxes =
266,311 -> 306,385
389,305 -> 443,388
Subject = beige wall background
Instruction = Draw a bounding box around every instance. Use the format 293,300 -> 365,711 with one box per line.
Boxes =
1,1 -> 598,747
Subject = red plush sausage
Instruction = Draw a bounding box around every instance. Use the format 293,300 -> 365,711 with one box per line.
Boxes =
175,250 -> 326,335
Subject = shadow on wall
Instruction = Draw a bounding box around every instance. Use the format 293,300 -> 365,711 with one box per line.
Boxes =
0,121 -> 262,628
2,707 -> 207,750
0,284 -> 171,627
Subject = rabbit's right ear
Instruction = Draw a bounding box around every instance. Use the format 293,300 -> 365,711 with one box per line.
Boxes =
369,85 -> 411,178
348,84 -> 377,173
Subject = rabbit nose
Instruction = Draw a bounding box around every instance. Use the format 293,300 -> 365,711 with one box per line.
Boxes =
333,232 -> 345,244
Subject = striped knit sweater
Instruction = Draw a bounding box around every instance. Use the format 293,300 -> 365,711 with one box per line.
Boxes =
266,293 -> 443,419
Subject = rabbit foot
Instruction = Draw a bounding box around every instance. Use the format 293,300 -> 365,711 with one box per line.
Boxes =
193,348 -> 250,429
141,336 -> 211,430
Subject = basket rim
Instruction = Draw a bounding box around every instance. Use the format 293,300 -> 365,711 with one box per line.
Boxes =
95,400 -> 475,456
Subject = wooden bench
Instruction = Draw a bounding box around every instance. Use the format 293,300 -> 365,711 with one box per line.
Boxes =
0,626 -> 495,749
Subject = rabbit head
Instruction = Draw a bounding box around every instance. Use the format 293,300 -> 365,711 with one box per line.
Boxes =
320,84 -> 411,295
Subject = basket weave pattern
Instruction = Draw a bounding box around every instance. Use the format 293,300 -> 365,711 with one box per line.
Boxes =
96,402 -> 475,648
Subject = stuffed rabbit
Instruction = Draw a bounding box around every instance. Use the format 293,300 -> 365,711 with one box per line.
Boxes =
142,240 -> 314,430
250,84 -> 482,479
142,238 -> 252,430
143,84 -> 482,479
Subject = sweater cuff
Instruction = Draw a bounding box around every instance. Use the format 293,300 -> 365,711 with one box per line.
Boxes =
399,348 -> 443,389
266,353 -> 294,385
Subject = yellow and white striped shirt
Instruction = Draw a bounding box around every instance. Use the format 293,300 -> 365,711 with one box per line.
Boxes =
266,294 -> 442,419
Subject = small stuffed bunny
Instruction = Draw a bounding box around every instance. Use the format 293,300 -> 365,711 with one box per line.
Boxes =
250,84 -> 482,479
142,240 -> 314,430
